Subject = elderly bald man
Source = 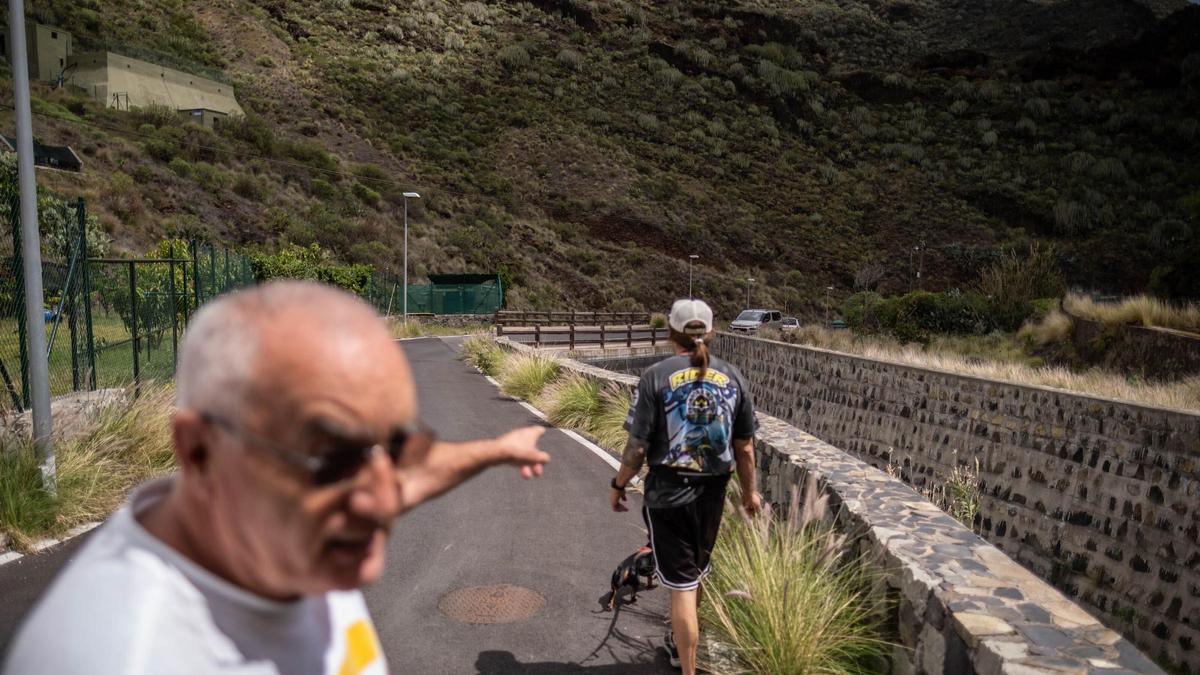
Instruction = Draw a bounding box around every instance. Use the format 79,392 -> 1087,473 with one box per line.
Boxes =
4,281 -> 549,675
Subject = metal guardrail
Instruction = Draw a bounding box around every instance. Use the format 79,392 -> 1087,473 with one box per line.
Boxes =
493,310 -> 650,327
499,323 -> 662,349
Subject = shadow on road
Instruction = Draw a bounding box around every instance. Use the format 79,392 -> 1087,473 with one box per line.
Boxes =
474,650 -> 668,674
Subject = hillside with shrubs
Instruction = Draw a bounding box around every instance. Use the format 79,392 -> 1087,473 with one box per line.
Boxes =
2,0 -> 1198,321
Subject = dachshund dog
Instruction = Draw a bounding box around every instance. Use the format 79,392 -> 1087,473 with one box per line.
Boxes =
605,546 -> 657,611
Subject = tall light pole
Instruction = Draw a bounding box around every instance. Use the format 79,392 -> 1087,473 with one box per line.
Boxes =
746,277 -> 755,308
825,286 -> 835,326
688,254 -> 698,298
9,0 -> 54,491
402,192 -> 420,321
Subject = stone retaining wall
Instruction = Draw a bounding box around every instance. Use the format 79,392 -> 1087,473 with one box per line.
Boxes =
711,332 -> 1199,672
500,337 -> 1162,673
1066,312 -> 1200,380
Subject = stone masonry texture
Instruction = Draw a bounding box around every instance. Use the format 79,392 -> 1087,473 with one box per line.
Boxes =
712,332 -> 1199,673
498,337 -> 1163,674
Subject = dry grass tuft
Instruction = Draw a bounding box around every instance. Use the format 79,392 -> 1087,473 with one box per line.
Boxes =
0,385 -> 176,550
1064,293 -> 1200,333
1018,308 -> 1074,347
702,474 -> 888,673
768,325 -> 1200,412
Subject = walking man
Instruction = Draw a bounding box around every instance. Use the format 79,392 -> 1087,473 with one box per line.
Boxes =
609,298 -> 761,674
5,281 -> 549,674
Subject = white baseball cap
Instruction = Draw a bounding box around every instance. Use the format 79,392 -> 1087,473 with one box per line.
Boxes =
669,298 -> 714,334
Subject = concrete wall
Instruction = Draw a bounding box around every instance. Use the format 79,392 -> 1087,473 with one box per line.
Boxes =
68,51 -> 242,115
1,23 -> 72,81
712,332 -> 1200,672
503,337 -> 1162,673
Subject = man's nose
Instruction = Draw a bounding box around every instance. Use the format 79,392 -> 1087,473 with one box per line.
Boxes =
347,447 -> 400,521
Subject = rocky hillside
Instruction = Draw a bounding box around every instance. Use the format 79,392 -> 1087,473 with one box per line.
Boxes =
2,0 -> 1198,318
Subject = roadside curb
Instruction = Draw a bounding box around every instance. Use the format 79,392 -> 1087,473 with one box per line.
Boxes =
0,521 -> 101,568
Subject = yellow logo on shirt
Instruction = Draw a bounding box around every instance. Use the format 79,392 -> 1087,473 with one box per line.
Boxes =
338,620 -> 380,675
668,368 -> 729,390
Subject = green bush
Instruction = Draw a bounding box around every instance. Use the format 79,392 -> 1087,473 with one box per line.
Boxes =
351,181 -> 381,205
233,174 -> 264,201
844,291 -> 991,342
168,157 -> 192,177
250,243 -> 372,295
979,243 -> 1064,330
498,45 -> 530,70
309,178 -> 337,200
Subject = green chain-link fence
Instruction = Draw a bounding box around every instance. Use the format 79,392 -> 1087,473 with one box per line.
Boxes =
4,180 -> 498,413
84,240 -> 253,393
2,185 -> 253,412
363,272 -> 503,316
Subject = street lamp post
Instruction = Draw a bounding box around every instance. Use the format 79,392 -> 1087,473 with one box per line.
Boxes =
9,0 -> 54,491
402,192 -> 420,321
746,278 -> 755,308
825,286 -> 835,326
688,254 -> 699,298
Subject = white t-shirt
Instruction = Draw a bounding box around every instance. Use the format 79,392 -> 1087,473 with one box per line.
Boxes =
3,478 -> 388,675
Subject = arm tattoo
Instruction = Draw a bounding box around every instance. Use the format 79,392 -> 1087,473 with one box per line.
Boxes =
621,438 -> 647,471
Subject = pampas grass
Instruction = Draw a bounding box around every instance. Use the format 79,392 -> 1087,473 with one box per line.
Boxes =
702,474 -> 888,674
497,353 -> 560,400
459,335 -> 507,376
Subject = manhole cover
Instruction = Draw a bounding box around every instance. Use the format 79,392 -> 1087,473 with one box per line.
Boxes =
438,584 -> 545,624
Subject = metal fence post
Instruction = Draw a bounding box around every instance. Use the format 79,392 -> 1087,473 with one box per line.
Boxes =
190,239 -> 202,308
81,221 -> 96,391
208,244 -> 216,297
68,203 -> 82,391
169,258 -> 178,370
128,261 -> 140,396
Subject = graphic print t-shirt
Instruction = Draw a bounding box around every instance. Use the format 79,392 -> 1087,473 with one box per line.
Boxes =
624,354 -> 757,506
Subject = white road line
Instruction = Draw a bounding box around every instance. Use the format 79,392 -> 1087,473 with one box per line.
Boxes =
0,521 -> 101,568
483,375 -> 638,486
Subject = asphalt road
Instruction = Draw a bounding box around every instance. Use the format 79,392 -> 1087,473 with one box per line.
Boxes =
0,337 -> 672,673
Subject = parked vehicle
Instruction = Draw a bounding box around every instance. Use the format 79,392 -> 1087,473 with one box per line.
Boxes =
780,317 -> 800,332
730,309 -> 783,333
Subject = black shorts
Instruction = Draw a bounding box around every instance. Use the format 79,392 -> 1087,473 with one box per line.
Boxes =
642,472 -> 731,591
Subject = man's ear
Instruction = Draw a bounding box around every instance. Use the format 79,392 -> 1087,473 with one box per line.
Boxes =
172,410 -> 211,476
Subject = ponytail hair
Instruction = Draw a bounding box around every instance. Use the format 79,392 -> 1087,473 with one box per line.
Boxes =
669,327 -> 715,382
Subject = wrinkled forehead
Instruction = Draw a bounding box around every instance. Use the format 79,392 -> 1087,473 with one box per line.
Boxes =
245,311 -> 417,435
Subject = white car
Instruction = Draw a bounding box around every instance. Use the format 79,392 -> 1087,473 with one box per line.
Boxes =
780,317 -> 800,332
730,309 -> 783,333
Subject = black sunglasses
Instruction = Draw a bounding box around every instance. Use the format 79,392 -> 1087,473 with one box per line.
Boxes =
202,412 -> 436,486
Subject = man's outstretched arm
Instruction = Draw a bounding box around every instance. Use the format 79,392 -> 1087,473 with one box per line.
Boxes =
394,426 -> 549,514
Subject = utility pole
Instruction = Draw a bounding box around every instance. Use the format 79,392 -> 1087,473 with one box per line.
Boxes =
402,192 -> 420,321
688,254 -> 698,298
825,286 -> 834,326
8,0 -> 54,491
746,278 -> 755,308
917,238 -> 926,289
